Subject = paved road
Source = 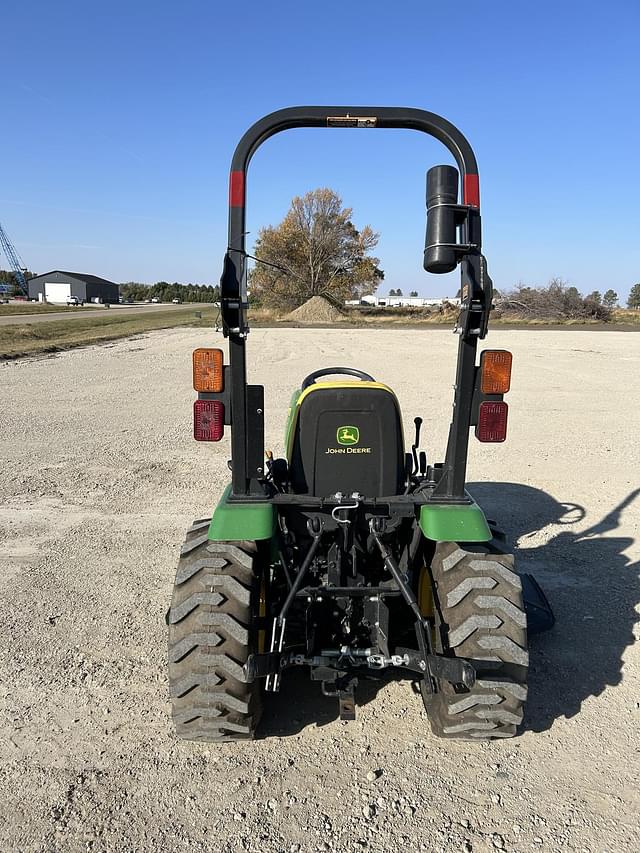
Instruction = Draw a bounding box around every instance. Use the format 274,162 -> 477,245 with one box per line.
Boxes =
0,303 -> 202,326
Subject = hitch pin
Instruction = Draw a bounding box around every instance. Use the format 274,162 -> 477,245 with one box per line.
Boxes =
331,492 -> 362,525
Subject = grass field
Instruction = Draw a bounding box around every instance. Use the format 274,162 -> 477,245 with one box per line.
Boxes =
0,306 -> 219,358
0,302 -> 81,316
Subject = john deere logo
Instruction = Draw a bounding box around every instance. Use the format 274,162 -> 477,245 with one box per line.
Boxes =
337,426 -> 359,446
326,425 -> 370,455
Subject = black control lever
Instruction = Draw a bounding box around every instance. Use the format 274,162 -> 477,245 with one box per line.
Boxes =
411,417 -> 423,475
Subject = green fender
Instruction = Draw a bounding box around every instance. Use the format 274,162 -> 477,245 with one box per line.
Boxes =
208,484 -> 276,541
419,500 -> 491,542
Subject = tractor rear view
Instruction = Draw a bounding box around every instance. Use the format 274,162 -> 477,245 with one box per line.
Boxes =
167,107 -> 553,742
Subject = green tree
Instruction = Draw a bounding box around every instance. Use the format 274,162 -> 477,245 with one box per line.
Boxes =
603,289 -> 618,308
587,290 -> 602,304
120,281 -> 150,301
388,289 -> 397,296
564,285 -> 582,311
628,283 -> 640,309
395,288 -> 403,297
409,290 -> 418,297
248,188 -> 383,309
120,281 -> 219,303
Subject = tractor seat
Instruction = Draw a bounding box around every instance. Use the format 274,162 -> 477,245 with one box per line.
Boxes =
287,379 -> 405,498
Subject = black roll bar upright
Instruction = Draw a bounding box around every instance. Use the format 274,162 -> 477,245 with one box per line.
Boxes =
219,107 -> 493,501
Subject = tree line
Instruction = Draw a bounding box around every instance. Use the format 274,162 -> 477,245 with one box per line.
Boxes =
119,281 -> 220,303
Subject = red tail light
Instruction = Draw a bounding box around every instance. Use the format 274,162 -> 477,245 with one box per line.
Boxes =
476,401 -> 508,442
194,400 -> 224,441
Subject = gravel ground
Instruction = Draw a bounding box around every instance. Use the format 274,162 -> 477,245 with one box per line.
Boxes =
1,327 -> 639,853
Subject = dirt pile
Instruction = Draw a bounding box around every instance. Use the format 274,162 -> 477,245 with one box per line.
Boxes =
286,295 -> 345,324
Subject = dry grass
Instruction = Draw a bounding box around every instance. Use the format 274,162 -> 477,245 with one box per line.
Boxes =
610,308 -> 640,324
246,305 -> 640,329
249,305 -> 461,328
491,308 -> 640,327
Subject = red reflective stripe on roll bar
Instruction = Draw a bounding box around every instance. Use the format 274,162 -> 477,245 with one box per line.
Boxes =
229,171 -> 245,207
464,174 -> 480,207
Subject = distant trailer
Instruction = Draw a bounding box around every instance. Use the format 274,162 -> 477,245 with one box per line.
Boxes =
27,270 -> 119,304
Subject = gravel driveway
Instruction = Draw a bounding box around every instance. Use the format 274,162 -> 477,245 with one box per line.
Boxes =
1,327 -> 638,852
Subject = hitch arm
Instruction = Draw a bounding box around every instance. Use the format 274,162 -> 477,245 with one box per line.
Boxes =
369,520 -> 424,624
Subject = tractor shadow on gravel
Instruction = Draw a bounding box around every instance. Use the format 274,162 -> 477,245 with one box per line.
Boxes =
468,481 -> 640,734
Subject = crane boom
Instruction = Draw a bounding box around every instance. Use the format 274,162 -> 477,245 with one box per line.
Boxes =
0,221 -> 29,296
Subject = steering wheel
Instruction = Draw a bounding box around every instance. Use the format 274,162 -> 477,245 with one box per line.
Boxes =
301,367 -> 375,391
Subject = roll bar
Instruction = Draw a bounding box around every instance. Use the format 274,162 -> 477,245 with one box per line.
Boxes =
221,106 -> 484,336
217,106 -> 494,501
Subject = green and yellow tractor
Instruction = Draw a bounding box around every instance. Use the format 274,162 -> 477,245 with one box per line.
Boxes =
167,106 -> 553,742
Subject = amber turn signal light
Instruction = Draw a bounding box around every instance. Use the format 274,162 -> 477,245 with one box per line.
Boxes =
193,348 -> 224,392
480,350 -> 512,395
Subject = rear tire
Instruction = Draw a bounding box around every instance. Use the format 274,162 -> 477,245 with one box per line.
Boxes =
167,519 -> 262,742
422,540 -> 528,739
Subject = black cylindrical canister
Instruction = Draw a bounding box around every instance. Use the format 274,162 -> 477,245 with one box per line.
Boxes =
424,165 -> 459,274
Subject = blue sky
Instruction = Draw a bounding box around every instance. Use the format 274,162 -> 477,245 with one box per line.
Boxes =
2,0 -> 639,298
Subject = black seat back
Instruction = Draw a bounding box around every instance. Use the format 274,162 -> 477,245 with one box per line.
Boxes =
288,384 -> 405,498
